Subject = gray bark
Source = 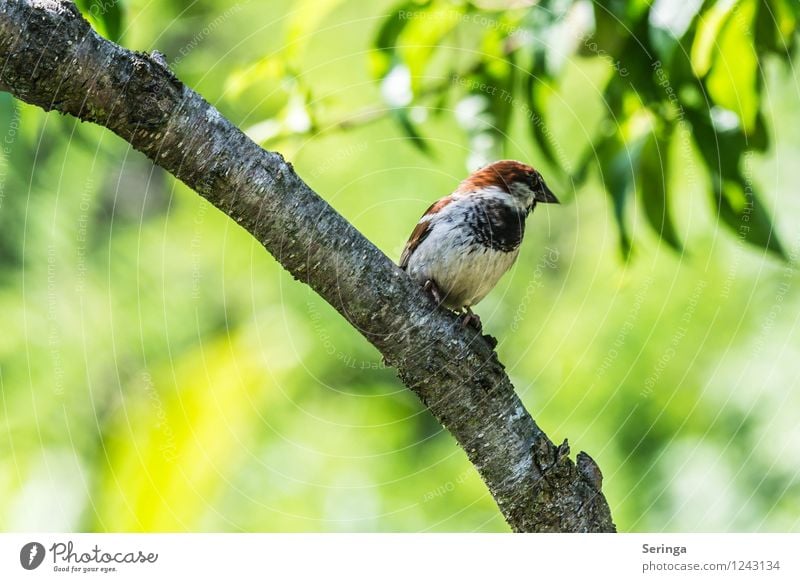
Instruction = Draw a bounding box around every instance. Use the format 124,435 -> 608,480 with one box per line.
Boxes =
0,0 -> 615,532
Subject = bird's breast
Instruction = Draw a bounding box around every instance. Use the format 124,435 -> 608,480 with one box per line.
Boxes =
464,199 -> 527,253
404,201 -> 525,308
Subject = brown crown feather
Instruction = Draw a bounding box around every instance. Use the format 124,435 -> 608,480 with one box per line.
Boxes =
456,160 -> 535,194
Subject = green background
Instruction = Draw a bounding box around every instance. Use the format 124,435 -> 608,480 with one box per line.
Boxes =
1,0 -> 799,531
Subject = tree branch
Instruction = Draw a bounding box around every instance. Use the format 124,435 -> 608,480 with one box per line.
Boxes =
0,0 -> 615,532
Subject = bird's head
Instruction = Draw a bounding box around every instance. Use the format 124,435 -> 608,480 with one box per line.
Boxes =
459,160 -> 559,211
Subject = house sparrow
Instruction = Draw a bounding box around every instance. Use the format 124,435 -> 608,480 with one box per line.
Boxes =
399,160 -> 558,328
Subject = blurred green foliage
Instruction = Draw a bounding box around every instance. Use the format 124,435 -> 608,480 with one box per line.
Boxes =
1,0 -> 799,532
327,0 -> 798,257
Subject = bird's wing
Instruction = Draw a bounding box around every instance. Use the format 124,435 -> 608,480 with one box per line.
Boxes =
399,196 -> 457,269
399,220 -> 431,269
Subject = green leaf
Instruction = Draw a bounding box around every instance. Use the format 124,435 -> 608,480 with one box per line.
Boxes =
749,111 -> 770,152
597,135 -> 640,258
590,1 -> 636,61
391,108 -> 431,154
524,47 -> 560,170
224,55 -> 290,113
756,0 -> 798,52
772,0 -> 799,46
371,1 -> 428,80
684,106 -> 742,180
472,48 -> 516,142
715,180 -> 786,258
648,0 -> 705,64
682,103 -> 783,256
489,67 -> 516,140
75,0 -> 124,42
570,146 -> 596,187
637,125 -> 683,251
691,0 -> 739,77
706,0 -> 760,133
594,106 -> 685,256
398,3 -> 464,92
285,0 -> 347,63
530,84 -> 562,169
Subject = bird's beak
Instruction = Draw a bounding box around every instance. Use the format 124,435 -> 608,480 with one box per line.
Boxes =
536,182 -> 559,204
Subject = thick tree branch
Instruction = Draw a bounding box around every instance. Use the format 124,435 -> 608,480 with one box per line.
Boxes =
0,0 -> 615,532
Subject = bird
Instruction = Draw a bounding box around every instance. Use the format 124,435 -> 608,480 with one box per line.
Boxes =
399,160 -> 559,328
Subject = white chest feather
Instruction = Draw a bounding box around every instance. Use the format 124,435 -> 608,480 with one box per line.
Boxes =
404,203 -> 522,309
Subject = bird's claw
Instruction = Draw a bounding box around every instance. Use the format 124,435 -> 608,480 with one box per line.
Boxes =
460,307 -> 482,331
424,279 -> 443,305
422,281 -> 482,332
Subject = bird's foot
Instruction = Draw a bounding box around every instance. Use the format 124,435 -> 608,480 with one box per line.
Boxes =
423,279 -> 443,305
460,306 -> 482,330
